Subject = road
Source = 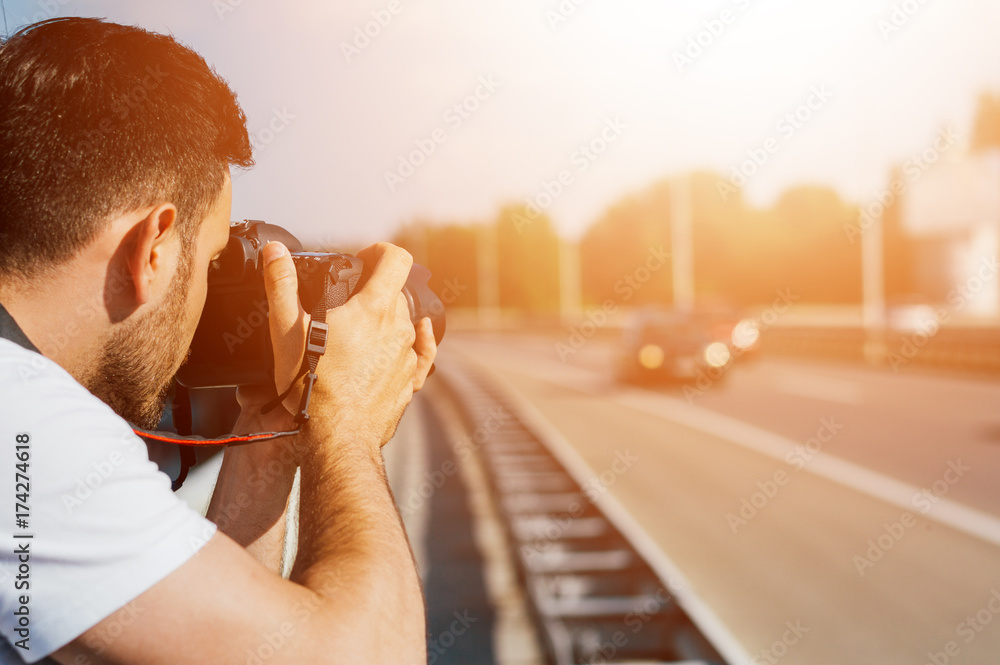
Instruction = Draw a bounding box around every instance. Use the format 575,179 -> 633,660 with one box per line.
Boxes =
441,332 -> 1000,665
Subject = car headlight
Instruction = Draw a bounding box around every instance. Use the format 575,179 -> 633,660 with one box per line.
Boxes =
704,342 -> 731,368
732,319 -> 760,350
638,344 -> 665,369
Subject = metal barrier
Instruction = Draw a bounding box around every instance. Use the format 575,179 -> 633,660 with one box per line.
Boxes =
437,361 -> 730,665
760,325 -> 1000,372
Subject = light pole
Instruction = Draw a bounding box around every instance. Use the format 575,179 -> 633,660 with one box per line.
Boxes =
477,222 -> 501,329
559,236 -> 582,326
671,174 -> 695,310
861,204 -> 887,363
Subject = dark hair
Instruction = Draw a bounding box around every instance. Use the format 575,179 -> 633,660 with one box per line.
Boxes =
0,17 -> 254,280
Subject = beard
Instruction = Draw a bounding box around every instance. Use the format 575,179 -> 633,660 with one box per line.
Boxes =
87,246 -> 195,429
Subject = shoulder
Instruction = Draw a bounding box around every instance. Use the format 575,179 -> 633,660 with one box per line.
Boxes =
0,338 -> 111,419
0,339 -> 217,659
0,338 -> 143,471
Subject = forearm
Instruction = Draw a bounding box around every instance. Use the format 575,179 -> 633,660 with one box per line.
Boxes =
206,408 -> 298,572
290,425 -> 426,663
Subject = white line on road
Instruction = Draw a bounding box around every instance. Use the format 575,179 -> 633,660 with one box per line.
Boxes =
617,390 -> 1000,549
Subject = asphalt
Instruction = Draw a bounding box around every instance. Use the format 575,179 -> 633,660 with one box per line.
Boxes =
445,333 -> 1000,664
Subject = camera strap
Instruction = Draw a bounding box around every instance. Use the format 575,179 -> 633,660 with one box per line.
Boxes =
260,269 -> 345,424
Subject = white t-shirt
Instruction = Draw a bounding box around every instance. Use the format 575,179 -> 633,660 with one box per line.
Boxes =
0,337 -> 217,663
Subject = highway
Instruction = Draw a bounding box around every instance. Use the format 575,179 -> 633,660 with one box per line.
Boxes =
441,332 -> 1000,665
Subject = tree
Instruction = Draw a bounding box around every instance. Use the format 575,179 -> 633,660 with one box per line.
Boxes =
579,180 -> 673,307
881,166 -> 920,303
393,221 -> 479,308
579,175 -> 864,308
769,185 -> 862,304
689,171 -> 774,305
495,205 -> 561,312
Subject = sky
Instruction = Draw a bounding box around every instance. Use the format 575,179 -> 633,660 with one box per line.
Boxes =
3,0 -> 1000,247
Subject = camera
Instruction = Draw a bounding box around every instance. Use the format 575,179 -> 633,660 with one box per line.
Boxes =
175,220 -> 445,389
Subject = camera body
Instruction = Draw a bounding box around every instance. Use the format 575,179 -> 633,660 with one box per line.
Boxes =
175,219 -> 444,389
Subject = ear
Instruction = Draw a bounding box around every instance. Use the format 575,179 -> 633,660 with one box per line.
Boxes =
127,204 -> 179,306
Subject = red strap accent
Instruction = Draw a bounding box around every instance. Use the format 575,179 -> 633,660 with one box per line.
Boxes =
132,427 -> 299,447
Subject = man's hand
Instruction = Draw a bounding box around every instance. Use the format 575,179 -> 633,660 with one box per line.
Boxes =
260,240 -> 436,451
412,316 -> 436,391
208,240 -> 438,572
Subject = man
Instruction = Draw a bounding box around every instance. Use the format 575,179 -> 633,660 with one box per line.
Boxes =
0,17 -> 435,664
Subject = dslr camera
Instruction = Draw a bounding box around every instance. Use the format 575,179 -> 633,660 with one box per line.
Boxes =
176,220 -> 445,389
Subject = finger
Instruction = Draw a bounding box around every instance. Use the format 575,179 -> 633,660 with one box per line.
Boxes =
412,318 -> 438,392
354,243 -> 413,310
262,241 -> 307,394
397,294 -> 416,351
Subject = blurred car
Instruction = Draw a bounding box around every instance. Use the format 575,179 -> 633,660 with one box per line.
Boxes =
696,303 -> 763,361
616,307 -> 739,383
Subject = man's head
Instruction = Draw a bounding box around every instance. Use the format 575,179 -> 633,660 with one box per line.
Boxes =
0,17 -> 253,427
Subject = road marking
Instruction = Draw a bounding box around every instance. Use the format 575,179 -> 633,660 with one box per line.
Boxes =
616,391 -> 1000,549
457,341 -> 1000,551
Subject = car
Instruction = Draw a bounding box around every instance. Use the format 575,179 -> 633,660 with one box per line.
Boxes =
616,307 -> 738,384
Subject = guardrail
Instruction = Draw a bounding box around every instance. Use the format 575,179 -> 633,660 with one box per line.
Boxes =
759,326 -> 1000,372
437,360 -> 734,665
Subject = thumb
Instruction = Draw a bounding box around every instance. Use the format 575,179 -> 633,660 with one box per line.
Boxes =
262,241 -> 306,395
